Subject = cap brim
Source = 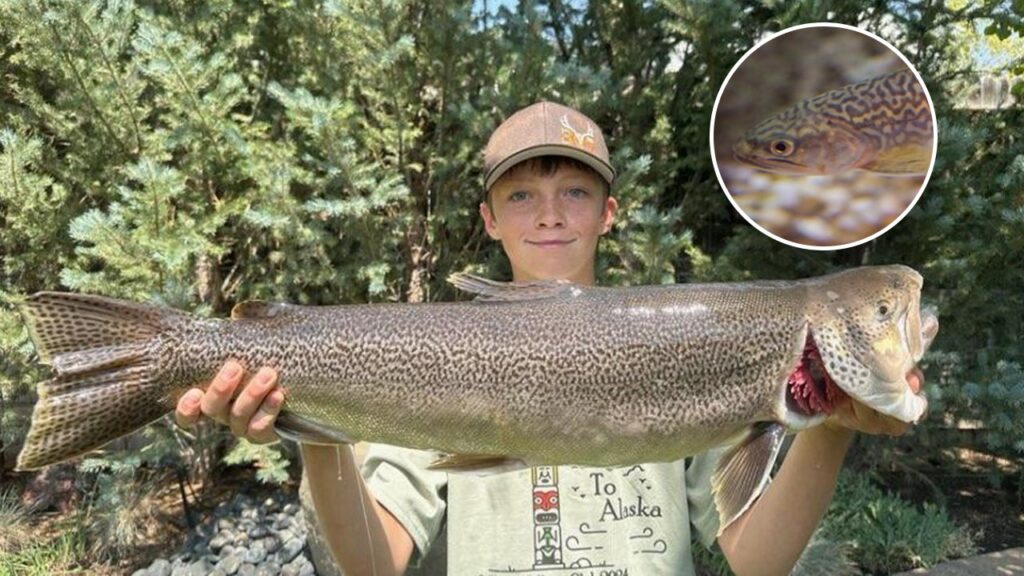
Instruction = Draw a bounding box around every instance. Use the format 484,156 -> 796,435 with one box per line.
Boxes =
485,144 -> 616,191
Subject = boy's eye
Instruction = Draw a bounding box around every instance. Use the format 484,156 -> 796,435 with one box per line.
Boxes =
566,187 -> 589,198
508,190 -> 529,202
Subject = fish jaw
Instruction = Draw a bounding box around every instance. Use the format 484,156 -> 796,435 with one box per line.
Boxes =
805,266 -> 935,424
733,134 -> 826,175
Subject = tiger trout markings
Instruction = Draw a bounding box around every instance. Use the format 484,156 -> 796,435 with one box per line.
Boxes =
734,69 -> 933,175
16,265 -> 938,537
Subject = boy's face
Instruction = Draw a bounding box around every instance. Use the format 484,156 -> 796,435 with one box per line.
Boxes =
480,164 -> 617,285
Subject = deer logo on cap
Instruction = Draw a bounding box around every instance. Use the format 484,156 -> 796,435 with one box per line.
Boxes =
560,114 -> 595,152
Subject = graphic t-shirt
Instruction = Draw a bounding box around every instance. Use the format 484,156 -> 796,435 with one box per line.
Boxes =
362,444 -> 725,576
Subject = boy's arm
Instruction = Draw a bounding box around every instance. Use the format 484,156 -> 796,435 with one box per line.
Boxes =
716,369 -> 924,576
175,363 -> 415,575
302,444 -> 415,575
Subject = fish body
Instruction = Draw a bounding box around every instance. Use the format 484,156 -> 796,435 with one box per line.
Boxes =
16,265 -> 937,534
733,70 -> 933,175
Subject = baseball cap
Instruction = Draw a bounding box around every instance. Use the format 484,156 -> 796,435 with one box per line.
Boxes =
483,101 -> 615,191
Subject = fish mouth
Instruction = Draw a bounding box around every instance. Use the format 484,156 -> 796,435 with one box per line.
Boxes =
785,331 -> 848,418
733,148 -> 809,174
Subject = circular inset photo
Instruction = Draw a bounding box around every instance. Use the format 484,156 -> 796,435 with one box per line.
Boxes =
711,23 -> 937,250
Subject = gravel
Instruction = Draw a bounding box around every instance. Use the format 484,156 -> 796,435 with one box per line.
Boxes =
132,492 -> 316,576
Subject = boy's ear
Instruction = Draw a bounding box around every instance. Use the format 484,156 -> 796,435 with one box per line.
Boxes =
601,196 -> 619,235
480,201 -> 501,240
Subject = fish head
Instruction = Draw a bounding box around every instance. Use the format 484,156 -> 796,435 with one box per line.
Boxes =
733,110 -> 873,175
807,265 -> 938,423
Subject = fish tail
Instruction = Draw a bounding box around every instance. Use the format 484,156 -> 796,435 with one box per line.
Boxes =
16,292 -> 189,470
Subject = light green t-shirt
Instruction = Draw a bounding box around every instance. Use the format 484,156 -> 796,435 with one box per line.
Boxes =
361,445 -> 725,575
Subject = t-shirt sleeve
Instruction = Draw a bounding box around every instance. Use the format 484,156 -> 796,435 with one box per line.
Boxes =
361,443 -> 449,564
685,446 -> 728,549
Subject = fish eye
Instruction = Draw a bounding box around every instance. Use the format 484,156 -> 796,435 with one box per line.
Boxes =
877,301 -> 892,319
770,140 -> 794,157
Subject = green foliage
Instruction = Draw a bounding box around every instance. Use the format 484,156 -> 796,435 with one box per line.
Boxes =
75,456 -> 164,562
792,533 -> 862,576
0,486 -> 32,552
691,523 -> 863,576
821,473 -> 979,574
690,539 -> 732,576
223,438 -> 291,485
0,529 -> 88,576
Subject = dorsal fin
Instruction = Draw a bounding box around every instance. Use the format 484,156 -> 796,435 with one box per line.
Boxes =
447,273 -> 584,302
231,300 -> 296,320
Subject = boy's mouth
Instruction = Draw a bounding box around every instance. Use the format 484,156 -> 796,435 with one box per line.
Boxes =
527,239 -> 577,247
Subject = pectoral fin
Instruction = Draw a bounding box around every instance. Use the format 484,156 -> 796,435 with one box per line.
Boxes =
861,144 -> 930,175
274,412 -> 354,445
711,422 -> 786,536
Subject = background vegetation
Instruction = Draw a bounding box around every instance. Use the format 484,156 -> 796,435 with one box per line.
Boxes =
1,0 -> 1022,573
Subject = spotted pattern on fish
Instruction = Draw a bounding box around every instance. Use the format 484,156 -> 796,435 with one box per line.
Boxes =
734,70 -> 933,175
16,266 -> 936,472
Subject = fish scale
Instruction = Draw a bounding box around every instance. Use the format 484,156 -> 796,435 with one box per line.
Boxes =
734,69 -> 933,175
15,265 -> 937,536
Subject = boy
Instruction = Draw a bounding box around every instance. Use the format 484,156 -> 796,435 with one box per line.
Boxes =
176,101 -> 923,575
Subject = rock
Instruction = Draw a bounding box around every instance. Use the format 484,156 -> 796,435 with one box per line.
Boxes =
171,566 -> 190,576
283,556 -> 314,576
248,525 -> 269,539
185,558 -> 213,576
254,561 -> 281,576
243,541 -> 267,565
217,518 -> 234,532
209,570 -> 227,576
148,558 -> 172,576
283,503 -> 300,515
237,563 -> 256,576
209,534 -> 230,552
278,529 -> 297,543
219,545 -> 236,559
279,538 -> 305,563
262,536 -> 281,554
131,569 -> 148,576
190,542 -> 210,559
215,553 -> 243,575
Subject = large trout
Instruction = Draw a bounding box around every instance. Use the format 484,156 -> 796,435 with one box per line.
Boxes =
16,265 -> 937,534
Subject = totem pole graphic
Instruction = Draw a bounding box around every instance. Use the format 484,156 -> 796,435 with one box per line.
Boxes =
532,466 -> 564,568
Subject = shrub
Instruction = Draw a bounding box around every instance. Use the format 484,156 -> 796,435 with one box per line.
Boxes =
822,472 -> 979,574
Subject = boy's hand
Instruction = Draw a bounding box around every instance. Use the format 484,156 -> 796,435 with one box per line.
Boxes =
823,368 -> 925,437
174,361 -> 285,445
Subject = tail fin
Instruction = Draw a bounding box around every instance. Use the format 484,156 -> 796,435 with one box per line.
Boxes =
16,292 -> 188,471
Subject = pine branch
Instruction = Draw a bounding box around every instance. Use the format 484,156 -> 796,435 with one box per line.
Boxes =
39,5 -> 129,156
70,9 -> 143,154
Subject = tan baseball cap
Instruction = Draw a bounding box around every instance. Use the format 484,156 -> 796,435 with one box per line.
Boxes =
483,101 -> 615,191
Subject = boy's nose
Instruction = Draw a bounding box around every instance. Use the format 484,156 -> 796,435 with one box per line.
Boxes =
535,197 -> 566,228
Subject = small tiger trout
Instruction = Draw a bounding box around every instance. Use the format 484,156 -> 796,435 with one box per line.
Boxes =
734,69 -> 934,175
16,266 -> 937,535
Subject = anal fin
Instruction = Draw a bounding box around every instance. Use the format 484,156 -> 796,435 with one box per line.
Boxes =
428,453 -> 526,474
274,412 -> 354,445
712,422 -> 786,536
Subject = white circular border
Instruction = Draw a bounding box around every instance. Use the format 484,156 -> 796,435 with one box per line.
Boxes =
708,22 -> 939,251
